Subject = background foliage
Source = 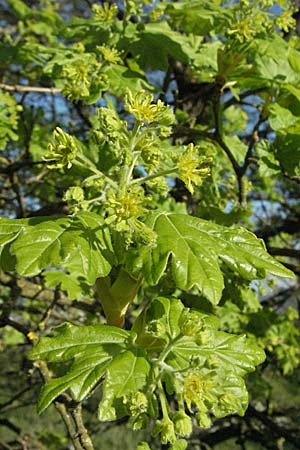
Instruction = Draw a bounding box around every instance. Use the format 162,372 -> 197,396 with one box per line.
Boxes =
0,0 -> 300,449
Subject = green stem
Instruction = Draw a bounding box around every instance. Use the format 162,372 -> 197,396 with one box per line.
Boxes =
124,151 -> 140,190
77,196 -> 103,207
118,121 -> 141,197
157,379 -> 170,420
130,167 -> 178,186
74,156 -> 117,188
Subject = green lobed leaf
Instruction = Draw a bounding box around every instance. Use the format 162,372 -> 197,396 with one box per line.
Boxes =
255,139 -> 281,178
133,297 -> 265,418
274,134 -> 300,177
11,217 -> 69,276
269,103 -> 300,133
29,322 -> 129,361
128,23 -> 195,70
138,213 -> 293,305
166,0 -> 231,36
0,92 -> 21,151
29,323 -> 150,416
60,211 -> 114,284
43,270 -> 82,300
29,323 -> 131,412
6,212 -> 113,284
168,331 -> 265,376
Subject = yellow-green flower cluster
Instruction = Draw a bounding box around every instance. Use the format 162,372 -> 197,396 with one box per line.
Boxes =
125,89 -> 175,125
106,188 -> 146,225
61,55 -> 107,101
64,186 -> 86,212
96,107 -> 127,144
92,2 -> 118,21
124,391 -> 149,429
153,416 -> 176,445
172,411 -> 192,437
178,144 -> 212,194
105,187 -> 156,244
275,10 -> 296,33
62,62 -> 90,99
183,372 -> 215,413
44,127 -> 77,169
179,309 -> 204,337
135,131 -> 162,172
227,16 -> 256,43
97,45 -> 122,64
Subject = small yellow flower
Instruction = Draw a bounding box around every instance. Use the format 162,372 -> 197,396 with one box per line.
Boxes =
124,392 -> 148,417
27,331 -> 39,342
97,45 -> 122,64
183,371 -> 215,412
227,17 -> 255,43
178,144 -> 211,194
92,2 -> 118,21
106,187 -> 147,232
44,127 -> 77,169
184,372 -> 203,402
275,11 -> 296,33
125,89 -> 175,125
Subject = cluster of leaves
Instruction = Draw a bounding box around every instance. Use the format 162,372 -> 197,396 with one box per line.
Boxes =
0,91 -> 294,447
0,92 -> 22,150
29,297 -> 265,447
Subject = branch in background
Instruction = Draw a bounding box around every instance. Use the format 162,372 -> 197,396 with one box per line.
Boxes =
256,216 -> 300,240
240,115 -> 266,176
212,84 -> 246,205
9,172 -> 26,218
36,361 -> 95,450
0,418 -> 21,435
0,83 -> 61,94
223,88 -> 266,109
0,160 -> 48,176
0,387 -> 31,412
0,317 -> 30,340
246,405 -> 300,448
73,101 -> 92,128
268,247 -> 300,259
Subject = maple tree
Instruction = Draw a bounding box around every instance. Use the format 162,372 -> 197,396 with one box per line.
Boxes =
0,1 -> 300,449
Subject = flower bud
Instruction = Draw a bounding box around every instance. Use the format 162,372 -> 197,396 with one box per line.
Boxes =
196,412 -> 211,429
153,417 -> 176,445
44,127 -> 77,169
173,411 -> 193,436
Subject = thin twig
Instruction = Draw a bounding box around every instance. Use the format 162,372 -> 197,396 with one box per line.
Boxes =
35,361 -> 83,450
212,85 -> 246,205
70,403 -> 95,450
240,115 -> 266,176
0,83 -> 61,94
0,386 -> 31,411
9,172 -> 26,218
0,419 -> 21,435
